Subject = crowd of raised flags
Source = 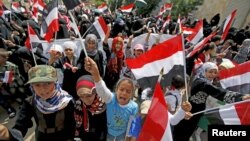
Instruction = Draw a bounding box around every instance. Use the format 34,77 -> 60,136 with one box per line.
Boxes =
0,0 -> 250,140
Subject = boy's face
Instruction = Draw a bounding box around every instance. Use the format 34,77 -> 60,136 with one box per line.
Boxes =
31,82 -> 56,100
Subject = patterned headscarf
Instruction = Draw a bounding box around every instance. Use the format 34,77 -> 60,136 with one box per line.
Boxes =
196,62 -> 218,84
33,83 -> 73,114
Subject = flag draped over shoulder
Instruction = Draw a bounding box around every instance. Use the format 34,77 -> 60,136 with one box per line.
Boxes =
205,100 -> 250,125
138,82 -> 173,141
40,0 -> 59,42
218,9 -> 237,41
126,35 -> 184,89
219,61 -> 250,94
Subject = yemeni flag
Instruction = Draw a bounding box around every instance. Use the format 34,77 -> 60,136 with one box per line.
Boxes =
11,1 -> 25,13
98,3 -> 109,13
205,100 -> 250,125
119,3 -> 134,13
161,15 -> 171,31
32,0 -> 46,22
138,82 -> 173,141
183,20 -> 203,45
218,9 -> 237,41
40,0 -> 59,42
87,16 -> 108,41
25,24 -> 41,50
126,35 -> 184,89
186,31 -> 217,58
219,61 -> 250,94
1,71 -> 14,84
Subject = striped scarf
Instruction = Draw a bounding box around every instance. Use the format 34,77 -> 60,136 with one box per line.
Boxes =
34,84 -> 73,114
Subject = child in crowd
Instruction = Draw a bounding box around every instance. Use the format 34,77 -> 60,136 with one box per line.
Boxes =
127,98 -> 192,140
84,57 -> 138,141
74,75 -> 107,141
0,65 -> 75,141
165,74 -> 185,114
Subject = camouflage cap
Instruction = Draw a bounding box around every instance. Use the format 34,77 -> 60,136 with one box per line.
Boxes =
26,65 -> 57,84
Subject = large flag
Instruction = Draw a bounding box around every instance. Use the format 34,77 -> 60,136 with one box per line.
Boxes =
138,82 -> 173,141
25,24 -> 41,50
219,61 -> 250,94
183,20 -> 203,45
62,0 -> 81,10
119,3 -> 134,13
218,9 -> 237,41
40,0 -> 59,42
88,16 -> 108,41
126,35 -> 184,89
205,100 -> 250,125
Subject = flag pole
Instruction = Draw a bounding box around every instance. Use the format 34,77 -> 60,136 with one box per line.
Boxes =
181,34 -> 189,102
81,24 -> 94,38
158,67 -> 164,83
192,99 -> 250,116
68,10 -> 88,57
27,24 -> 37,66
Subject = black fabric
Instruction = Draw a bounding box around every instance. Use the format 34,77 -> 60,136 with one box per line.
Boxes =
12,97 -> 75,141
61,56 -> 79,100
74,100 -> 107,141
77,50 -> 104,78
172,78 -> 244,141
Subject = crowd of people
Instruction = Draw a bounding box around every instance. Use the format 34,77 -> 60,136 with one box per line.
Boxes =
0,1 -> 250,141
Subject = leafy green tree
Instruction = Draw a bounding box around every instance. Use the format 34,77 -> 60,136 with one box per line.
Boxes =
169,0 -> 204,19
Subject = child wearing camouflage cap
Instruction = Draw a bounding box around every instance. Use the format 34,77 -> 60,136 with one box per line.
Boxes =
0,65 -> 75,141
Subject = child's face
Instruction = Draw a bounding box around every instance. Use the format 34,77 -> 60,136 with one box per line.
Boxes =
87,40 -> 96,52
116,80 -> 133,105
205,69 -> 218,81
77,87 -> 96,105
115,41 -> 123,51
31,82 -> 56,100
64,48 -> 74,57
134,49 -> 144,57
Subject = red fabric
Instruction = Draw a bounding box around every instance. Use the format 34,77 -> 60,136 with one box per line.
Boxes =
82,104 -> 89,132
138,82 -> 171,140
76,80 -> 95,90
111,37 -> 124,59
